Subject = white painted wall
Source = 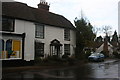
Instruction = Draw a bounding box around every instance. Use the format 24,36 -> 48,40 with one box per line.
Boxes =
35,25 -> 76,57
15,19 -> 35,61
70,30 -> 76,56
14,19 -> 76,60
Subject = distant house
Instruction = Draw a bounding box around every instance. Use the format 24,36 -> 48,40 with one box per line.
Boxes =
95,42 -> 113,56
1,1 -> 76,62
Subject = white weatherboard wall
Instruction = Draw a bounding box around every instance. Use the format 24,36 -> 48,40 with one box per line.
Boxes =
15,19 -> 76,60
35,25 -> 76,57
45,25 -> 63,56
15,19 -> 35,61
70,30 -> 76,56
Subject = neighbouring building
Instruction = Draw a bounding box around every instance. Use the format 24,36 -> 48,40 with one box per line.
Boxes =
1,1 -> 76,64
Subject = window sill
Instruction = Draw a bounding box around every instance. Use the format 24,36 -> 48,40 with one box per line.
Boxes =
64,40 -> 70,41
35,37 -> 44,39
0,58 -> 22,60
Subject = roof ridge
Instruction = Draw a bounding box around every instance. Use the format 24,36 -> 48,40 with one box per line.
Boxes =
2,2 -> 76,30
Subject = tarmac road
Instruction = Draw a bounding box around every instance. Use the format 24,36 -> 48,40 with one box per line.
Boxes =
2,59 -> 120,80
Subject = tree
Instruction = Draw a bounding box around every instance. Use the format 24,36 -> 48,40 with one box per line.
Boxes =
102,25 -> 112,36
111,30 -> 118,42
101,26 -> 112,57
95,36 -> 103,42
74,17 -> 96,59
92,27 -> 101,36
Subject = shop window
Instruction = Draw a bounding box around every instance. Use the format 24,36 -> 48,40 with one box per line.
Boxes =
2,40 -> 4,51
0,39 -> 4,59
4,39 -> 21,59
12,40 -> 21,58
6,39 -> 12,58
0,39 -> 4,51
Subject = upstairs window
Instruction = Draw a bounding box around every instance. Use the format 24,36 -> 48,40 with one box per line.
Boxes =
35,24 -> 44,39
2,17 -> 14,32
64,29 -> 70,41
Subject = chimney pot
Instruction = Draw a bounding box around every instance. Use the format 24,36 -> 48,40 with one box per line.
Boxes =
38,0 -> 50,11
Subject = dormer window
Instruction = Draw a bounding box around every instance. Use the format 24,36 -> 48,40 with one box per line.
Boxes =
2,17 -> 14,32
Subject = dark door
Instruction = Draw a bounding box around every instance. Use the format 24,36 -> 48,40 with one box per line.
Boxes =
55,46 -> 60,57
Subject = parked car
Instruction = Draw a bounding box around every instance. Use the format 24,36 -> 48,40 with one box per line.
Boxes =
88,53 -> 105,62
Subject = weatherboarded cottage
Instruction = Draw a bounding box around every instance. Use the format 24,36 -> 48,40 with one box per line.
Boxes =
1,1 -> 76,65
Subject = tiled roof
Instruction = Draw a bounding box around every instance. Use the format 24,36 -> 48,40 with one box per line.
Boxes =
94,42 -> 103,48
2,2 -> 75,30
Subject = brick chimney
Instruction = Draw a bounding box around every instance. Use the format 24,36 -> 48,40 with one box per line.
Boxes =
103,36 -> 109,57
38,0 -> 50,11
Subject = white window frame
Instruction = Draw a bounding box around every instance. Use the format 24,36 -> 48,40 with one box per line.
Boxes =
64,29 -> 70,41
35,24 -> 44,39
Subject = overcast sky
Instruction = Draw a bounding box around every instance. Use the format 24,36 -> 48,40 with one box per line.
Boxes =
12,0 -> 120,36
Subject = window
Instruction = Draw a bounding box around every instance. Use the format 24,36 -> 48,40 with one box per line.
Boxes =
6,39 -> 12,58
2,17 -> 14,32
0,39 -> 4,51
0,39 -> 22,59
35,42 -> 44,57
35,24 -> 44,39
6,39 -> 12,51
0,39 -> 4,59
64,29 -> 70,41
64,44 -> 70,55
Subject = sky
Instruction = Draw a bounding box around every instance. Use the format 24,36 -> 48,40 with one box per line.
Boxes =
6,0 -> 120,36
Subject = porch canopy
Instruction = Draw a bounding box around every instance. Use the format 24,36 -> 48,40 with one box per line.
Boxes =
50,39 -> 62,57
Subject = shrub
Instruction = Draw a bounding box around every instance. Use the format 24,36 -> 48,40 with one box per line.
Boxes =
100,51 -> 109,58
85,51 -> 91,59
62,54 -> 69,59
113,51 -> 120,58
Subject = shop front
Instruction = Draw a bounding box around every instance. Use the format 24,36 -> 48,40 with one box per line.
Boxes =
1,33 -> 25,60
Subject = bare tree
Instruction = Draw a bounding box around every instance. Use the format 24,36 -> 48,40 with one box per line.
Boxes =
92,27 -> 101,36
102,25 -> 112,36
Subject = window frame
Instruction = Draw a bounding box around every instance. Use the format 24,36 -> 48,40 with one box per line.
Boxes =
35,42 -> 44,57
64,29 -> 70,41
35,24 -> 44,39
2,39 -> 22,59
2,17 -> 15,32
64,44 -> 70,55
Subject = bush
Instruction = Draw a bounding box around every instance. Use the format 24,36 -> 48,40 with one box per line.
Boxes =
85,51 -> 91,59
34,55 -> 79,66
100,51 -> 109,58
62,54 -> 69,59
113,51 -> 120,58
34,57 -> 42,62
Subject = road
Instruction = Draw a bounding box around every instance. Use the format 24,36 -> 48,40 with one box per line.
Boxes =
2,59 -> 120,80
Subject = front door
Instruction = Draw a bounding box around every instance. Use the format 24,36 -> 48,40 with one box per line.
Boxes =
54,46 -> 60,57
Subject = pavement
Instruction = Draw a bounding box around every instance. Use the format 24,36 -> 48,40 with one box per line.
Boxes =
104,58 -> 120,63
